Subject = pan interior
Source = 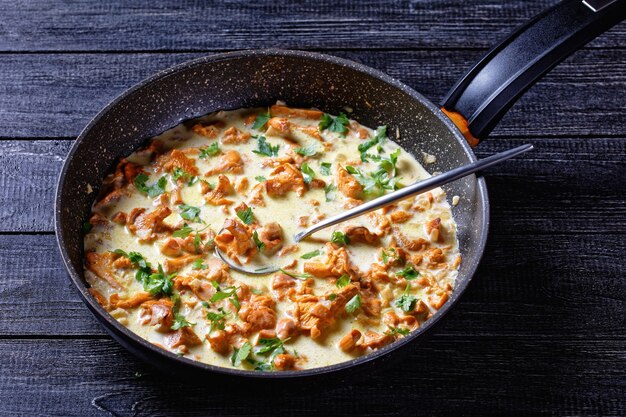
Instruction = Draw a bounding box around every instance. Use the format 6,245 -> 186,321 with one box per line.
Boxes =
56,50 -> 486,374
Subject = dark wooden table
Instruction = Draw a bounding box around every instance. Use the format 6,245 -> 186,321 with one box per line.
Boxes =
0,1 -> 624,416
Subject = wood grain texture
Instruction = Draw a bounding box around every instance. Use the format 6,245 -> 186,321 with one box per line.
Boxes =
0,0 -> 624,415
2,232 -> 624,337
0,0 -> 624,52
0,49 -> 624,138
0,337 -> 624,417
0,138 -> 624,233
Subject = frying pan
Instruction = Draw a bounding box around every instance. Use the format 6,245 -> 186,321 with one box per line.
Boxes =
55,0 -> 626,379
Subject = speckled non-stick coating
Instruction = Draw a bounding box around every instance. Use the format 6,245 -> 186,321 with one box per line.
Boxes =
55,49 -> 488,379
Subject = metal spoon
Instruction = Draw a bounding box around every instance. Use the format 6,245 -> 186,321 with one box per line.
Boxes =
215,143 -> 533,275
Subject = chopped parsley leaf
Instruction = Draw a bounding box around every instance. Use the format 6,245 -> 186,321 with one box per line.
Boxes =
358,125 -> 387,161
395,284 -> 417,313
199,143 -> 220,158
300,249 -> 321,259
172,167 -> 190,182
231,342 -> 252,367
252,136 -> 279,157
83,221 -> 92,233
236,207 -> 255,225
381,248 -> 398,264
172,223 -> 193,238
331,231 -> 350,246
320,162 -> 332,176
396,264 -> 419,280
386,326 -> 410,336
252,230 -> 265,251
300,163 -> 315,185
246,357 -> 273,371
255,176 -> 266,182
294,144 -> 318,157
193,233 -> 203,253
323,184 -> 336,202
254,337 -> 288,356
191,259 -> 207,270
210,282 -> 240,310
206,307 -> 229,333
345,165 -> 400,197
171,312 -> 194,330
144,264 -> 175,296
134,173 -> 167,197
377,148 -> 401,176
319,112 -> 349,135
252,109 -> 271,130
113,250 -> 173,296
335,274 -> 351,288
179,204 -> 202,223
345,294 -> 362,313
279,268 -> 312,280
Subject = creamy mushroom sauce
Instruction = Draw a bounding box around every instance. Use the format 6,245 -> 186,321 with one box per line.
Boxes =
84,104 -> 460,371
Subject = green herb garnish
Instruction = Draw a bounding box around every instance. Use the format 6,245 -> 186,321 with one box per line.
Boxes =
386,326 -> 410,336
395,284 -> 417,313
294,144 -> 318,157
320,162 -> 332,176
191,259 -> 207,270
144,264 -> 175,296
300,163 -> 315,185
206,307 -> 229,333
252,109 -> 271,130
236,207 -> 255,225
134,173 -> 167,197
255,176 -> 266,182
113,250 -> 173,296
252,136 -> 280,157
335,274 -> 351,288
171,312 -> 194,330
381,248 -> 398,264
172,167 -> 190,182
345,165 -> 400,196
252,230 -> 265,251
396,265 -> 419,280
210,282 -> 240,310
231,342 -> 252,367
358,125 -> 387,161
319,112 -> 349,135
83,221 -> 92,233
345,294 -> 362,313
254,337 -> 288,356
172,223 -> 194,238
300,250 -> 321,259
179,204 -> 202,223
331,231 -> 350,246
245,357 -> 273,371
279,269 -> 312,280
199,143 -> 220,158
323,184 -> 336,202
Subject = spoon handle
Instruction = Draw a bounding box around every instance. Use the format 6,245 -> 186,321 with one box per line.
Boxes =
294,143 -> 533,242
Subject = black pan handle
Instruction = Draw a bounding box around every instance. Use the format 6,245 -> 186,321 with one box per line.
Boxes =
441,0 -> 626,146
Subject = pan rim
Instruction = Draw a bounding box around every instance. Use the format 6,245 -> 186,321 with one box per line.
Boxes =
55,48 -> 489,379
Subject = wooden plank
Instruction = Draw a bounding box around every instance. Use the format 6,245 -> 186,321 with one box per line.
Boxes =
0,0 -> 624,52
0,337 -> 624,417
0,49 -> 625,138
1,233 -> 623,337
0,140 -> 70,232
0,138 -> 623,233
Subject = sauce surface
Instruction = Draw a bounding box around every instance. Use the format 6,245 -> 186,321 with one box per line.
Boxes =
84,104 -> 460,371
